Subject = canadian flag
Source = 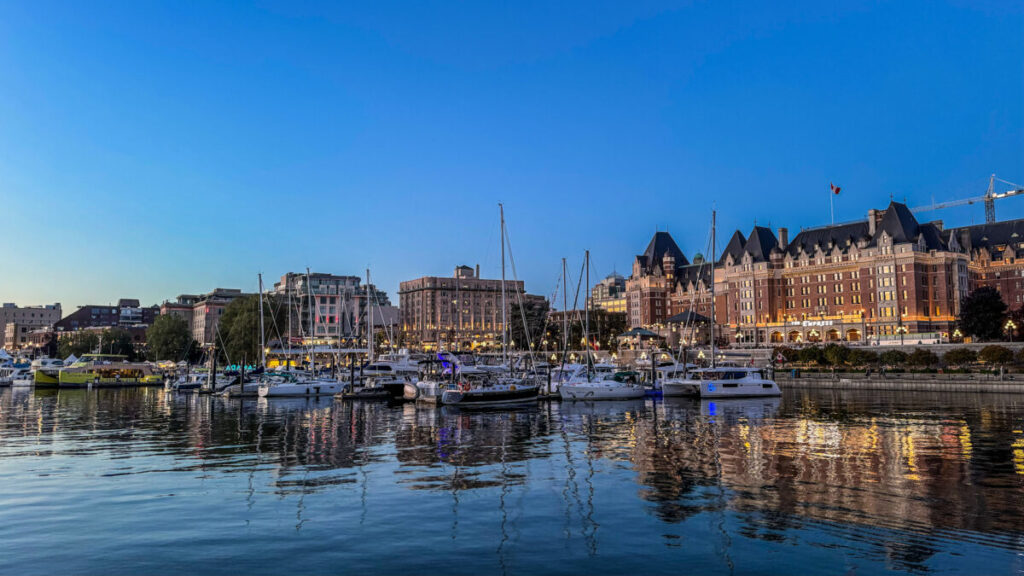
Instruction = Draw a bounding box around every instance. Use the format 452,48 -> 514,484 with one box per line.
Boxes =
830,182 -> 841,195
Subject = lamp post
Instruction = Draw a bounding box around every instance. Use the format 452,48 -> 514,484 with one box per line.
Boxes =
1006,320 -> 1017,343
953,328 -> 963,343
897,324 -> 908,347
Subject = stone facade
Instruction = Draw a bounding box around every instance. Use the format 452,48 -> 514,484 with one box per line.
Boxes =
399,265 -> 526,351
0,303 -> 61,350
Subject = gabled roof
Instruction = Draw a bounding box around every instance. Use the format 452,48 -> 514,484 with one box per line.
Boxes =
635,231 -> 689,274
875,202 -> 919,244
745,226 -> 779,262
718,231 -> 747,265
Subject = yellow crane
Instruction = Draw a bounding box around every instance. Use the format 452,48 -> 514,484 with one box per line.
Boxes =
912,174 -> 1024,224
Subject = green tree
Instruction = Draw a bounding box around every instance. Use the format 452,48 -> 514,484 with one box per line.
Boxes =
509,297 -> 551,351
217,295 -> 287,366
822,343 -> 850,367
57,331 -> 99,359
146,315 -> 196,361
99,328 -> 138,360
880,349 -> 908,366
978,344 -> 1013,365
958,287 -> 1009,341
797,346 -> 824,365
943,348 -> 977,367
847,348 -> 879,366
906,348 -> 939,367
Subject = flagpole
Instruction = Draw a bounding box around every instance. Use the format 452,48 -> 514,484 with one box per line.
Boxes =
830,185 -> 835,225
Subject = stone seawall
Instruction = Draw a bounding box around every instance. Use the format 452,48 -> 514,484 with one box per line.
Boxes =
778,377 -> 1024,393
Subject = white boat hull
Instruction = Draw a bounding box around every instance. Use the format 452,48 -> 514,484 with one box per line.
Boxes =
662,379 -> 701,397
559,383 -> 646,401
258,380 -> 342,397
11,378 -> 33,388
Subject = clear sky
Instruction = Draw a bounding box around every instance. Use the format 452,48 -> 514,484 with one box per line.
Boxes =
1,1 -> 1021,311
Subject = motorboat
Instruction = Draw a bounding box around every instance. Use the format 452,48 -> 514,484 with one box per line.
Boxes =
0,366 -> 32,387
258,372 -> 342,397
662,366 -> 781,398
559,369 -> 646,401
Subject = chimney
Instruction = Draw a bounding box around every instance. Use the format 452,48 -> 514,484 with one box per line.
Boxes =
475,264 -> 480,278
868,209 -> 878,236
777,227 -> 788,250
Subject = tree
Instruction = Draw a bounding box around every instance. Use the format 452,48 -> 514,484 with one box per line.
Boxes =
58,331 -> 99,359
99,328 -> 138,360
880,349 -> 908,366
847,348 -> 879,367
906,348 -> 939,367
217,295 -> 287,366
796,346 -> 824,365
943,348 -> 977,367
823,343 -> 850,367
978,344 -> 1013,365
958,287 -> 1009,341
146,315 -> 196,361
509,297 -> 551,351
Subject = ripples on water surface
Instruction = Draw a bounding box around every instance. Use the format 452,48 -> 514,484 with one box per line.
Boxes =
2,388 -> 1024,575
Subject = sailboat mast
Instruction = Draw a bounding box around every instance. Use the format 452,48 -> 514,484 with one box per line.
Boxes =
500,203 -> 508,365
585,249 -> 591,381
366,268 -> 374,363
258,273 -> 266,368
710,211 -> 717,370
287,273 -> 292,372
562,257 -> 568,354
306,267 -> 314,375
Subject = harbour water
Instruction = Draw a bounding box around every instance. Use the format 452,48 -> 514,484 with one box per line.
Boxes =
1,388 -> 1023,575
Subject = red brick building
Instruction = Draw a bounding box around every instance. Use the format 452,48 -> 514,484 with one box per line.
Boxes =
627,202 -> 986,346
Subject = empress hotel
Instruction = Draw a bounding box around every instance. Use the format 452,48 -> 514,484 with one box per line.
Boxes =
626,201 -> 1024,345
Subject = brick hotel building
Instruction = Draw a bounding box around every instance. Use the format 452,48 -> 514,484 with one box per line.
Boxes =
627,201 -> 1024,345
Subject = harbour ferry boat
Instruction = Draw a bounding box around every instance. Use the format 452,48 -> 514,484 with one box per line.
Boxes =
57,354 -> 163,388
29,357 -> 64,388
661,366 -> 781,398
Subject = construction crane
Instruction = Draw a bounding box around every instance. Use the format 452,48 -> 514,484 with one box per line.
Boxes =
912,174 -> 1024,224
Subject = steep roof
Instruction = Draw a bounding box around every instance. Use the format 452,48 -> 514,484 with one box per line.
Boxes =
786,221 -> 870,257
745,226 -> 779,261
635,231 -> 689,274
718,230 -> 747,265
950,219 -> 1024,258
875,202 -> 919,244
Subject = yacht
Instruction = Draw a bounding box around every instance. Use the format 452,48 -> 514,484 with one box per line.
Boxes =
559,368 -> 646,401
662,366 -> 781,398
257,372 -> 342,398
12,368 -> 34,387
0,366 -> 32,386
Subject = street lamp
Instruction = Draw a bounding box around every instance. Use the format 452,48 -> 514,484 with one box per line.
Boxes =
953,328 -> 963,343
1006,319 -> 1017,342
896,324 -> 908,346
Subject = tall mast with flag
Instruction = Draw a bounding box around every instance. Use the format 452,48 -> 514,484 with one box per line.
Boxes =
830,182 -> 841,224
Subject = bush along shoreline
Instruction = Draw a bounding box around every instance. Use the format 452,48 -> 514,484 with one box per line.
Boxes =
771,344 -> 1023,375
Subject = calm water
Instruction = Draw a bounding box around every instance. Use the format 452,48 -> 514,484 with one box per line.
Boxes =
2,388 -> 1024,575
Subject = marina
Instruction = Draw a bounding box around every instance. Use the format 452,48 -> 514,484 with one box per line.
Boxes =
1,386 -> 1022,575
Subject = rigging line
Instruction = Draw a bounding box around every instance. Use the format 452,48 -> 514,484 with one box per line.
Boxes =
560,258 -> 586,368
503,223 -> 537,366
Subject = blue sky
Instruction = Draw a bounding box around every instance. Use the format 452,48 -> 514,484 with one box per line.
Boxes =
0,1 -> 1021,310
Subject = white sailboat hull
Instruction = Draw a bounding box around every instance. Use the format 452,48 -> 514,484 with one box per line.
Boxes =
258,380 -> 342,397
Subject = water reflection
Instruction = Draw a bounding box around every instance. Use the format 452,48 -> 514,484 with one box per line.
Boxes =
1,388 -> 1024,574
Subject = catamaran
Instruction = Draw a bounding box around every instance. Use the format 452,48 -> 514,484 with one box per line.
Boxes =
661,210 -> 782,399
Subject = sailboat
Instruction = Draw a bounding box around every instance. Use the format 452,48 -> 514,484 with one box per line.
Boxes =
441,204 -> 539,407
662,211 -> 781,398
259,268 -> 343,398
559,250 -> 645,401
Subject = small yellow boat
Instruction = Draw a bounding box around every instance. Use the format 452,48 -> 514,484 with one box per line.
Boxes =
57,354 -> 163,388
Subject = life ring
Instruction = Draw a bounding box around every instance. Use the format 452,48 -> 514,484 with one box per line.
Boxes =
510,384 -> 516,391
